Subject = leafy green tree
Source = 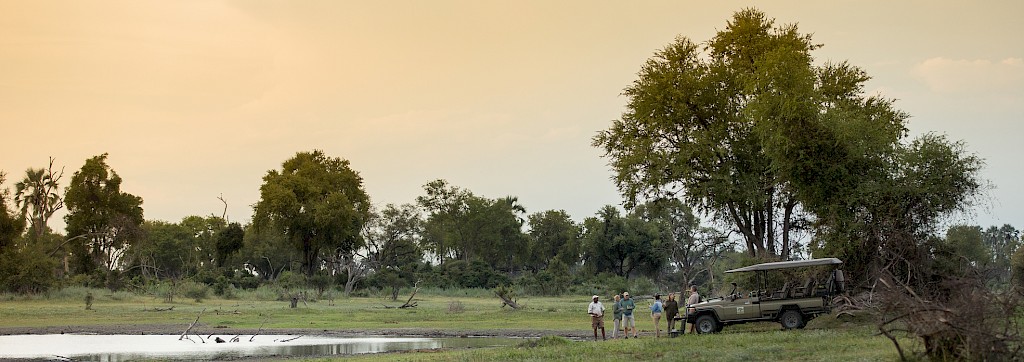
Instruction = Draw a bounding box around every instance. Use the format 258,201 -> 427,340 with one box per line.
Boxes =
13,157 -> 64,240
813,133 -> 983,285
593,9 -> 899,259
64,153 -> 144,273
363,203 -> 424,298
127,220 -> 193,279
215,222 -> 245,268
525,210 -> 581,271
581,205 -> 664,278
982,224 -> 1020,286
634,199 -> 729,289
416,180 -> 529,271
593,9 -> 983,288
179,215 -> 226,268
416,179 -> 472,265
253,150 -> 371,277
463,195 -> 528,271
936,225 -> 989,276
236,223 -> 299,280
0,172 -> 25,250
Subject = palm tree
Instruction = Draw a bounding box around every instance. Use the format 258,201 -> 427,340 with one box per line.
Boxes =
14,157 -> 64,240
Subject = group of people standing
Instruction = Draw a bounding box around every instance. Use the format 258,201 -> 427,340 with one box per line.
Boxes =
587,286 -> 700,340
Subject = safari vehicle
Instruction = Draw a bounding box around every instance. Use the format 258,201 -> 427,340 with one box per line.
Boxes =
685,258 -> 846,334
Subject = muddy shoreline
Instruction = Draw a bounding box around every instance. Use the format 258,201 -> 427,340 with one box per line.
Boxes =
0,324 -> 589,339
1,325 -> 593,361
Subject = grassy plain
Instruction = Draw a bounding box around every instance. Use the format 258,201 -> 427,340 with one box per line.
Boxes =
0,288 -> 904,361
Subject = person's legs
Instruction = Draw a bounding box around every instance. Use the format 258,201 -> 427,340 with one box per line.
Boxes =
652,313 -> 661,338
667,315 -> 676,333
612,318 -> 620,338
628,315 -> 638,338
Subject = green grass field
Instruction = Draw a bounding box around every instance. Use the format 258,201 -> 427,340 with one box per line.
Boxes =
0,288 -> 906,361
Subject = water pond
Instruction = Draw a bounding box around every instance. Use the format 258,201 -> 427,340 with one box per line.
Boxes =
0,334 -> 523,361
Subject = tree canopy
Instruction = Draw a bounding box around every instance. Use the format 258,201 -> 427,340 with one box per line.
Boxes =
593,8 -> 983,285
252,150 -> 371,277
64,153 -> 144,273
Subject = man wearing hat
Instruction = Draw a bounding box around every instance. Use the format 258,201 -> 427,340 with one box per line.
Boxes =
587,295 -> 606,340
621,291 -> 637,338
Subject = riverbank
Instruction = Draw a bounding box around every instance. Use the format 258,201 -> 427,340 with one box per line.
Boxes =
0,290 -> 901,361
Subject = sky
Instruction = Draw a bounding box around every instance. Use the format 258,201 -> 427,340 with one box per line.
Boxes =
1,1 -> 1022,233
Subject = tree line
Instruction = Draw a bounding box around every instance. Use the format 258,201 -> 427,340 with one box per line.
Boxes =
0,150 -> 733,298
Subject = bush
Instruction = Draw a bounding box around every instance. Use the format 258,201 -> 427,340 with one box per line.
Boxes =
180,280 -> 209,302
0,243 -> 59,294
275,271 -> 305,291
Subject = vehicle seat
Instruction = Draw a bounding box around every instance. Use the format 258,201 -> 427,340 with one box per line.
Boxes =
801,278 -> 815,297
772,282 -> 791,299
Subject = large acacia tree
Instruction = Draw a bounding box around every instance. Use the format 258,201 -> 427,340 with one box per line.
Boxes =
594,9 -> 907,260
253,150 -> 371,277
594,9 -> 982,285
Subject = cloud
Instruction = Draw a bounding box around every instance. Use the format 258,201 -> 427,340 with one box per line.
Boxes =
912,57 -> 1024,94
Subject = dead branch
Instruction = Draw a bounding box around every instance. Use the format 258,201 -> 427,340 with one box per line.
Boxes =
179,308 -> 206,341
494,285 -> 521,310
279,335 -> 303,342
217,194 -> 228,221
400,282 -> 420,308
250,319 -> 268,342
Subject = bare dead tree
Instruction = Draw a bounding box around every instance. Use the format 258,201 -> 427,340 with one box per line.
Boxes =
217,194 -> 228,222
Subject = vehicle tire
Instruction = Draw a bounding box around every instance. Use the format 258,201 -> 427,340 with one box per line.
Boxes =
780,310 -> 805,330
695,314 -> 719,334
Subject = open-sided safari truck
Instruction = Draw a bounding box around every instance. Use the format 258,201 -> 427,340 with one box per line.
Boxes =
685,258 -> 846,334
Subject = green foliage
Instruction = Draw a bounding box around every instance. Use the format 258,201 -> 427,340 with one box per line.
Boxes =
581,205 -> 665,279
525,209 -> 581,271
307,272 -> 333,298
12,158 -> 64,240
275,270 -> 306,291
517,259 -> 573,296
214,222 -> 244,267
64,153 -> 144,273
179,280 -> 209,302
416,180 -> 529,271
235,224 -> 299,281
0,171 -> 26,251
518,335 -> 571,348
593,8 -> 984,290
1012,246 -> 1024,289
421,259 -> 509,289
253,150 -> 371,276
0,241 -> 59,294
593,9 -> 824,258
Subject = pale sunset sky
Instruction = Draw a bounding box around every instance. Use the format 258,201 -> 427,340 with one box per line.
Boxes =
2,1 -> 1022,233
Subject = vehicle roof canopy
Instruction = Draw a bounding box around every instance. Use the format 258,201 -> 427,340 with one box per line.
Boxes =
725,258 -> 843,273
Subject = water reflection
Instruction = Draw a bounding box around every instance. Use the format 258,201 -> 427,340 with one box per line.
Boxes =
0,334 -> 522,361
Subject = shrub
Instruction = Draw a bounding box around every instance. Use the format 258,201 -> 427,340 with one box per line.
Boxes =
448,300 -> 465,313
180,280 -> 209,302
0,243 -> 59,294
